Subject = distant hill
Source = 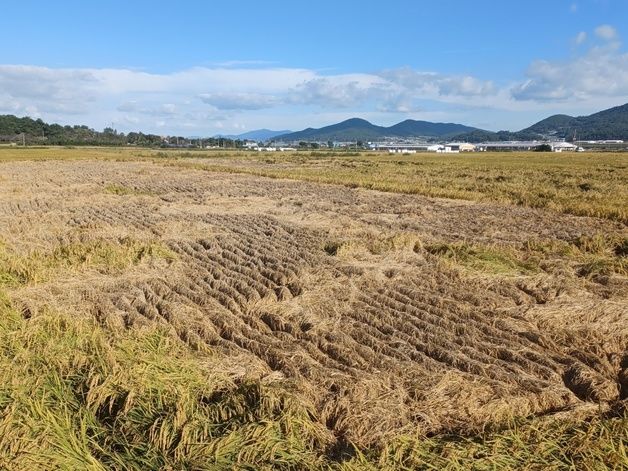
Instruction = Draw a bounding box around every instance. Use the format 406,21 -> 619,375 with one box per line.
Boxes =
276,118 -> 388,142
276,118 -> 480,142
217,129 -> 292,141
523,114 -> 576,135
453,103 -> 628,142
386,119 -> 477,138
450,129 -> 544,143
522,103 -> 628,140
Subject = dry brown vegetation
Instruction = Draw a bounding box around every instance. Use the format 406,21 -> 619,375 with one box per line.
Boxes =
0,149 -> 626,469
164,150 -> 628,223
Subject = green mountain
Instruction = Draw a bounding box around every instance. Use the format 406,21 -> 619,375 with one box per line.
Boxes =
523,114 -> 577,135
522,103 -> 628,140
453,103 -> 628,142
386,119 -> 477,138
276,118 -> 388,142
216,129 -> 292,141
236,129 -> 292,141
276,118 -> 480,142
449,129 -> 544,143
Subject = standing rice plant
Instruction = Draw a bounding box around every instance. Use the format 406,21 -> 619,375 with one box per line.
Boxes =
0,297 -> 332,470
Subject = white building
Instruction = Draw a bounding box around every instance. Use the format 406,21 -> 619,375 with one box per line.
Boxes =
437,146 -> 459,153
388,148 -> 417,154
447,143 -> 477,152
550,142 -> 579,152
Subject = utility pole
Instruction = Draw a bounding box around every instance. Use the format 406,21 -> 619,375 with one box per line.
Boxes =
22,133 -> 26,147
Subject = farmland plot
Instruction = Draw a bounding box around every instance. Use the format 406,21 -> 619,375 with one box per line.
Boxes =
0,156 -> 626,467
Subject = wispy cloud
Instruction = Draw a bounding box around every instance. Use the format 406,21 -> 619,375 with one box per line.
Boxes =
200,92 -> 280,110
595,24 -> 618,41
574,31 -> 587,45
512,25 -> 626,102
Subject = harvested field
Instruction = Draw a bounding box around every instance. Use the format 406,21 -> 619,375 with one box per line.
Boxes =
0,152 -> 627,468
167,150 -> 628,223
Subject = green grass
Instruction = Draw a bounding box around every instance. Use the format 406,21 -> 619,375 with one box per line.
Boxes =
0,294 -> 625,470
323,233 -> 422,258
0,238 -> 175,287
425,242 -> 540,276
323,230 -> 628,279
422,233 -> 628,278
104,184 -> 156,196
0,302 -> 331,469
358,413 -> 628,470
525,234 -> 628,278
322,230 -> 627,279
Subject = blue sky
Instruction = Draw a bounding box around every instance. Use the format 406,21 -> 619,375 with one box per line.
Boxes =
1,0 -> 627,135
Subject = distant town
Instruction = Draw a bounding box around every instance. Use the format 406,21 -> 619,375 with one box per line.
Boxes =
238,138 -> 624,153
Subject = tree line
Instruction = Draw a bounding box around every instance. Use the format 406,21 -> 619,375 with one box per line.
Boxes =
0,115 -> 243,148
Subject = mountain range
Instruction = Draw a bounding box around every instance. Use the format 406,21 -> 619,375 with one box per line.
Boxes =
273,118 -> 478,142
215,129 -> 292,141
523,103 -> 628,140
265,103 -> 628,143
454,103 -> 628,142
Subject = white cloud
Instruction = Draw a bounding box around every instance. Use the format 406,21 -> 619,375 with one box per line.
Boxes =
117,101 -> 139,112
511,25 -> 626,104
379,68 -> 495,97
157,103 -> 177,115
0,65 -> 99,115
570,3 -> 578,13
290,75 -> 390,108
116,101 -> 178,116
595,24 -> 618,41
0,63 -> 502,119
512,30 -> 628,102
122,115 -> 140,124
200,92 -> 280,110
439,76 -> 496,96
574,31 -> 587,45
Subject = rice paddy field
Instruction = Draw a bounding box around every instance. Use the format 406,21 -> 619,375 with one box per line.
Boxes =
0,147 -> 626,470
